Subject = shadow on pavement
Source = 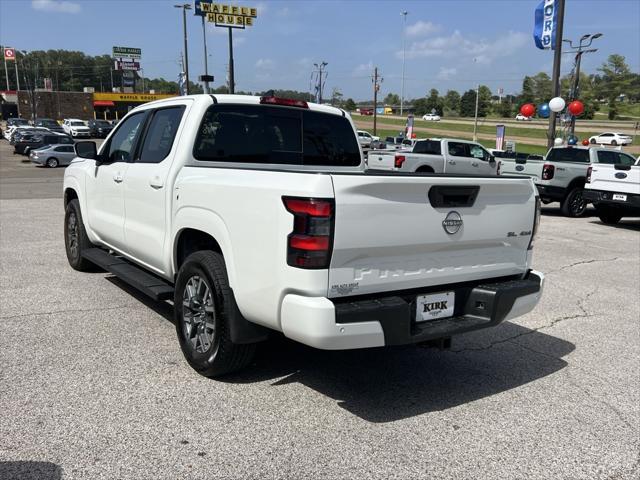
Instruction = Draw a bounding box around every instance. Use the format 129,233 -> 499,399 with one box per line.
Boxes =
589,219 -> 640,231
0,461 -> 62,480
222,324 -> 574,423
541,205 -> 597,217
106,276 -> 175,324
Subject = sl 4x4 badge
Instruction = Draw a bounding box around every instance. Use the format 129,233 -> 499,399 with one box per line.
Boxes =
442,211 -> 463,234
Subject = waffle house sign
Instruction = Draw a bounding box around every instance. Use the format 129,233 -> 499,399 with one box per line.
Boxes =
197,2 -> 258,28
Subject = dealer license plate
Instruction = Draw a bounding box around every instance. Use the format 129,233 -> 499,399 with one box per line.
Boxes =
613,194 -> 627,201
416,291 -> 455,322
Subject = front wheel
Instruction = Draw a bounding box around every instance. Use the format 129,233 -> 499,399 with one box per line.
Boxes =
175,251 -> 256,377
590,138 -> 596,144
561,186 -> 587,217
64,199 -> 96,271
611,140 -> 618,146
46,157 -> 59,168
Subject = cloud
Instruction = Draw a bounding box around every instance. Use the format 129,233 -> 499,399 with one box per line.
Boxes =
255,58 -> 274,70
31,0 -> 81,13
401,30 -> 528,65
352,61 -> 374,77
406,21 -> 441,37
437,67 -> 457,80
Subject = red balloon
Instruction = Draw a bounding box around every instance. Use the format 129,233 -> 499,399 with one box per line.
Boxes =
520,103 -> 535,117
568,100 -> 585,116
582,139 -> 589,146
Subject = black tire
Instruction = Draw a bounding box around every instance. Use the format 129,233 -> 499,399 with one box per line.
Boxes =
590,138 -> 596,144
561,186 -> 588,217
174,251 -> 256,377
46,157 -> 59,168
596,207 -> 622,225
611,140 -> 617,146
416,166 -> 434,173
64,198 -> 96,271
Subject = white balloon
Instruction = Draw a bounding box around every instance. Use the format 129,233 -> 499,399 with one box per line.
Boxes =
549,97 -> 566,113
554,137 -> 564,146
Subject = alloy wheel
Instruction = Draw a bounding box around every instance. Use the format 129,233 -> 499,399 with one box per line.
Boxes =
67,211 -> 79,259
182,275 -> 216,354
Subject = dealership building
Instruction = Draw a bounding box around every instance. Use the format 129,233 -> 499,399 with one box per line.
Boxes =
1,90 -> 177,121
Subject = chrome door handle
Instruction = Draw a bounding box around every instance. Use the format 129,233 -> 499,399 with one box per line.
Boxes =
149,176 -> 164,189
472,162 -> 479,167
449,160 -> 456,165
113,173 -> 123,183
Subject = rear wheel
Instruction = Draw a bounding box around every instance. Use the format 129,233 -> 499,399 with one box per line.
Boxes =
416,166 -> 434,173
611,140 -> 618,146
596,206 -> 622,225
561,186 -> 587,217
46,157 -> 59,168
175,251 -> 256,377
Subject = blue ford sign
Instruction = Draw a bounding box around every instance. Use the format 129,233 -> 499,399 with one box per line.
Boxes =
615,172 -> 628,179
534,0 -> 558,50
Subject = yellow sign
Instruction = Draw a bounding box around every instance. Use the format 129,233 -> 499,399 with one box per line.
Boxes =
202,3 -> 258,27
93,93 -> 177,103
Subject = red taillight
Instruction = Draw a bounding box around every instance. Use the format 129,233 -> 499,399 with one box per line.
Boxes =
260,96 -> 309,108
283,196 -> 334,269
586,166 -> 592,183
394,155 -> 406,168
542,163 -> 555,180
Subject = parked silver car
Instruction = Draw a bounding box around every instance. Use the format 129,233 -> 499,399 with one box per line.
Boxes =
30,144 -> 76,168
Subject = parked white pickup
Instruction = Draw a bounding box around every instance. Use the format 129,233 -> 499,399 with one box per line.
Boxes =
63,94 -> 543,377
367,138 -> 499,175
584,157 -> 640,224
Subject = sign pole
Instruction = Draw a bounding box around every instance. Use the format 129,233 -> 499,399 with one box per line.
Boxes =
228,27 -> 235,94
546,0 -> 565,148
182,7 -> 190,95
3,52 -> 9,91
201,16 -> 210,93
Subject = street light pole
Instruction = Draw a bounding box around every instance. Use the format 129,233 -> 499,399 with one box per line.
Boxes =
473,84 -> 480,142
564,33 -> 601,137
228,27 -> 235,94
400,11 -> 408,116
174,3 -> 192,95
201,16 -> 210,93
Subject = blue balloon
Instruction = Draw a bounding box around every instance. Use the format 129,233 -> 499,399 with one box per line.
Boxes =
538,103 -> 550,118
568,135 -> 578,145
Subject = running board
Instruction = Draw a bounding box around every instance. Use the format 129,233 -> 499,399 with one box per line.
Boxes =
82,248 -> 174,301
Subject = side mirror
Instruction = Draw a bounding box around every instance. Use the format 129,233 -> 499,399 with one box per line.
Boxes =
489,156 -> 496,164
75,141 -> 98,162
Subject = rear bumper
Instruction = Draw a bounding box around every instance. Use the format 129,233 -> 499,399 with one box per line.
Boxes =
281,270 -> 544,350
583,189 -> 640,209
535,183 -> 566,201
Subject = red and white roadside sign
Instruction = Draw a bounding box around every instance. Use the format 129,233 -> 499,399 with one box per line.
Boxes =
4,47 -> 16,61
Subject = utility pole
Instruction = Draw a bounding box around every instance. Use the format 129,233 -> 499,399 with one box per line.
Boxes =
14,55 -> 19,91
109,66 -> 114,92
564,33 -> 602,137
400,11 -> 408,116
201,16 -> 210,93
174,3 -> 192,95
3,50 -> 9,91
228,27 -> 235,93
313,61 -> 328,104
372,67 -> 383,136
546,0 -> 565,149
473,84 -> 480,142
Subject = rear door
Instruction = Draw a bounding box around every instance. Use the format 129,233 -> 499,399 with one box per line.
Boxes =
329,175 -> 536,297
122,104 -> 187,272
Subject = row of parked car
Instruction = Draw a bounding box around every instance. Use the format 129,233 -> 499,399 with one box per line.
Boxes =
359,130 -> 639,223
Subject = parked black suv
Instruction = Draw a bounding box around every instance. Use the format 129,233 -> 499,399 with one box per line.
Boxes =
88,119 -> 113,138
35,118 -> 65,134
14,133 -> 74,155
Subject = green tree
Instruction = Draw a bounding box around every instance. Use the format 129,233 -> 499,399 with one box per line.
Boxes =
520,76 -> 535,104
383,92 -> 401,105
343,98 -> 357,111
477,85 -> 492,116
496,100 -> 513,118
459,89 -> 476,117
597,54 -> 633,119
412,97 -> 429,116
424,88 -> 444,116
444,90 -> 461,114
330,87 -> 344,107
532,72 -> 552,104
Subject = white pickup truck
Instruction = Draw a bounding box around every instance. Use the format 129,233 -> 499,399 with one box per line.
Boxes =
500,146 -> 638,217
584,158 -> 640,224
367,138 -> 499,175
64,94 -> 544,377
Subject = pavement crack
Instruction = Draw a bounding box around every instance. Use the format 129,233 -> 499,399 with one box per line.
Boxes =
547,257 -> 620,275
0,304 -> 136,320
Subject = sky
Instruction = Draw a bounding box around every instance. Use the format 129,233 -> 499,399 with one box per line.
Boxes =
0,0 -> 638,100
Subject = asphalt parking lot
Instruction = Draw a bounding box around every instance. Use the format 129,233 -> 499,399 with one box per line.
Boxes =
0,139 -> 638,480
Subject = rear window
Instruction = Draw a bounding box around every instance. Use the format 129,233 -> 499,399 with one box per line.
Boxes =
193,105 -> 360,167
413,140 -> 441,155
546,148 -> 590,163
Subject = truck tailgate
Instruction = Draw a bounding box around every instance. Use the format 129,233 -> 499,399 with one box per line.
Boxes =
328,174 -> 536,298
499,159 -> 544,181
367,151 -> 396,170
588,164 -> 640,195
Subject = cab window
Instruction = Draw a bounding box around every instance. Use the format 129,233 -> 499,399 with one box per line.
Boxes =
138,106 -> 185,164
106,112 -> 146,162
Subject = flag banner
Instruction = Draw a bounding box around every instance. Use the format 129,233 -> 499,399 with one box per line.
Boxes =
406,114 -> 414,140
496,124 -> 506,151
178,72 -> 186,96
533,0 -> 557,50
